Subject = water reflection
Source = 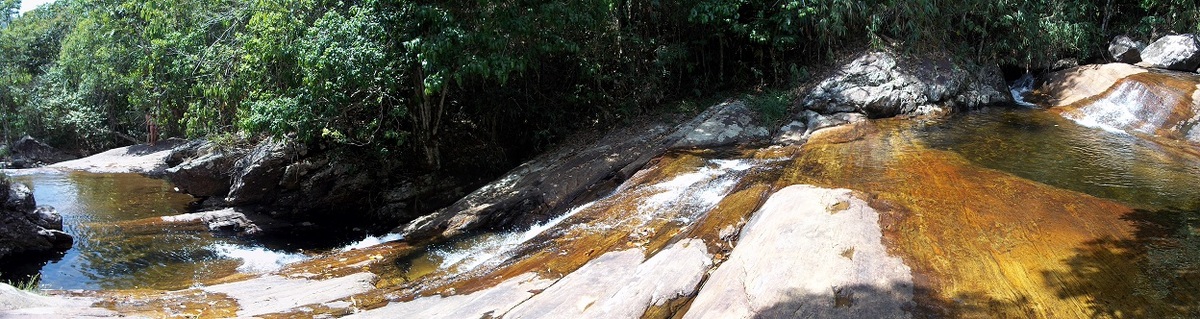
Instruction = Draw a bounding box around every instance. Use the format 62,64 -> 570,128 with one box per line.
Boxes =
915,108 -> 1200,212
8,172 -> 270,290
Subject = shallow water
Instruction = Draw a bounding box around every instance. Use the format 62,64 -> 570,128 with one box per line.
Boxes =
916,108 -> 1200,212
4,172 -> 309,290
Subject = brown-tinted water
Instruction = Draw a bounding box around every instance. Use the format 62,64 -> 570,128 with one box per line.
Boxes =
4,171 -> 307,290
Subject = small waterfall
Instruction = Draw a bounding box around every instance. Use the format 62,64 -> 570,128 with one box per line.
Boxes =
424,157 -> 764,276
430,201 -> 602,274
208,243 -> 310,273
1061,73 -> 1193,136
1010,72 -> 1038,107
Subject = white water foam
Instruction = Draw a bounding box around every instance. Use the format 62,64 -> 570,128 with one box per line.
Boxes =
635,158 -> 757,226
209,243 -> 310,273
431,201 -> 601,274
340,233 -> 406,252
1010,72 -> 1039,108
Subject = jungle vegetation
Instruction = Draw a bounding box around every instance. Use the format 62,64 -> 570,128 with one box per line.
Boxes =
1,0 -> 1197,171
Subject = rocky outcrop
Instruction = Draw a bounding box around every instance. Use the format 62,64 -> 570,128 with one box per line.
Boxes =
4,136 -> 77,169
0,180 -> 72,261
164,141 -> 245,199
395,100 -> 773,241
801,51 -> 1010,119
1137,34 -> 1200,72
1109,35 -> 1145,63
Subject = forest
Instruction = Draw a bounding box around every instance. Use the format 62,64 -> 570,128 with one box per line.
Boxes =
2,0 -> 1198,172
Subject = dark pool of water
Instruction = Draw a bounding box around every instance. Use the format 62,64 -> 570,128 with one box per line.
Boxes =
915,107 -> 1200,213
3,172 -> 307,290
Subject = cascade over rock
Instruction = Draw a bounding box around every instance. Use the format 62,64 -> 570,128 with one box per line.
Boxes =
1109,35 -> 1145,63
1137,34 -> 1200,72
0,180 -> 72,261
1038,63 -> 1200,143
395,100 -> 771,241
801,51 -> 1010,119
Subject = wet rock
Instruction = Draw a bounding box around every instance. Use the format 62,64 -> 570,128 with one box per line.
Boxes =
397,100 -> 773,241
685,185 -> 913,319
802,51 -> 1009,118
1137,34 -> 1200,72
672,101 -> 770,149
1035,63 -> 1148,106
0,180 -> 72,261
1109,35 -> 1145,63
4,136 -> 77,169
1048,69 -> 1200,143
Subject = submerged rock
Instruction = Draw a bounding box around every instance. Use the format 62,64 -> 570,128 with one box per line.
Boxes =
802,51 -> 1009,118
0,180 -> 72,260
1137,34 -> 1200,72
1109,35 -> 1145,64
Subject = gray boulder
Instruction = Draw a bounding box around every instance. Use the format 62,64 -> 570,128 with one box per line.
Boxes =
1109,35 -> 1145,63
1138,34 -> 1200,71
802,51 -> 1010,118
672,101 -> 770,149
0,180 -> 72,260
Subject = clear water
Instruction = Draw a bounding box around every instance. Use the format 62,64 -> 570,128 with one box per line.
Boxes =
3,171 -> 313,290
915,108 -> 1200,212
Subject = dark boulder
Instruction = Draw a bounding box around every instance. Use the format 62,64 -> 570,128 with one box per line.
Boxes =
1137,34 -> 1200,72
0,180 -> 72,261
165,141 -> 245,198
1109,35 -> 1145,63
5,136 -> 77,168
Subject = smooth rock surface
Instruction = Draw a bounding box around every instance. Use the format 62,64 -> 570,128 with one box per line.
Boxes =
0,283 -> 119,318
346,273 -> 554,318
505,239 -> 711,319
685,185 -> 913,319
1137,34 -> 1200,72
42,140 -> 184,175
201,272 -> 378,317
159,208 -> 263,235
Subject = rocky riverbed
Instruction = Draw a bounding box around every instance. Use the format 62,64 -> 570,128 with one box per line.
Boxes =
4,47 -> 1200,318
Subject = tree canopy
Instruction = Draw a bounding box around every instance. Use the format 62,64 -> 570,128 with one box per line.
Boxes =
1,0 -> 1197,168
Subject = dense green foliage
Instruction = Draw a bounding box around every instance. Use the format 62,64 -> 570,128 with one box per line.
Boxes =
1,0 -> 1197,168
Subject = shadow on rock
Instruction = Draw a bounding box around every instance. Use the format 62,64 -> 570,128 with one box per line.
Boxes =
747,282 -> 1035,319
1043,208 -> 1200,318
